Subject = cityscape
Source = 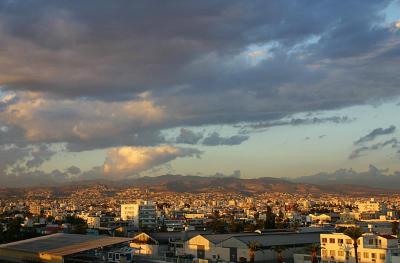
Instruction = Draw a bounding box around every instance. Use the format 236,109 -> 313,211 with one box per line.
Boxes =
1,1 -> 400,263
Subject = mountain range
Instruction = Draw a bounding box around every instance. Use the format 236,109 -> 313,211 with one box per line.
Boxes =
1,174 -> 397,198
291,165 -> 400,189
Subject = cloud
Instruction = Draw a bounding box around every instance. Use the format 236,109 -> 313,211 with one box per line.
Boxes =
202,132 -> 249,146
349,137 -> 399,159
65,165 -> 81,175
25,144 -> 55,168
294,164 -> 400,189
175,128 -> 203,144
103,145 -> 202,178
247,116 -> 353,130
212,170 -> 242,178
354,125 -> 396,145
0,1 -> 399,184
0,91 -> 166,150
348,146 -> 370,160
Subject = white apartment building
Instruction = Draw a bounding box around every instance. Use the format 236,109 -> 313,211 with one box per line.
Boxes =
320,233 -> 399,263
121,201 -> 157,230
356,198 -> 387,214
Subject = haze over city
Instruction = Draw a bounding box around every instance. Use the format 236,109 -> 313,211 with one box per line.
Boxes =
0,0 -> 400,187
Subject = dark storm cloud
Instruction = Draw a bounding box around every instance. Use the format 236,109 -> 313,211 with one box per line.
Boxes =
247,116 -> 353,129
175,128 -> 203,145
202,132 -> 249,146
354,125 -> 396,145
0,0 -> 397,100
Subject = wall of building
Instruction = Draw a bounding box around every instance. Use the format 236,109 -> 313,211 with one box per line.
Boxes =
0,248 -> 63,263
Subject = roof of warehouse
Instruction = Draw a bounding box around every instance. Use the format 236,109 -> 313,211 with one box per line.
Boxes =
0,233 -> 132,256
199,232 -> 321,246
233,232 -> 320,247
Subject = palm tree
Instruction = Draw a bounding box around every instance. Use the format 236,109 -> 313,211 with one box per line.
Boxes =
247,241 -> 262,263
309,243 -> 320,263
272,245 -> 286,263
344,227 -> 363,263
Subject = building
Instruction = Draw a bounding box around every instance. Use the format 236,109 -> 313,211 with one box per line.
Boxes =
0,233 -> 133,263
307,214 -> 332,224
320,232 -> 400,263
356,198 -> 387,214
183,232 -> 321,262
121,200 -> 157,230
87,215 -> 101,228
29,204 -> 42,215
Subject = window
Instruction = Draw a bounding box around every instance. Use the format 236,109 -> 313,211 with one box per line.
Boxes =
330,250 -> 335,257
380,254 -> 386,260
346,239 -> 352,244
371,253 -> 376,259
363,252 -> 369,258
115,254 -> 120,260
357,240 -> 360,245
338,251 -> 344,257
338,239 -> 343,244
322,250 -> 328,257
329,238 -> 335,243
369,239 -> 374,245
322,238 -> 328,243
108,253 -> 113,259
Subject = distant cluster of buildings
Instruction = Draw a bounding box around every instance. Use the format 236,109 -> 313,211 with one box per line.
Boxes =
1,186 -> 400,262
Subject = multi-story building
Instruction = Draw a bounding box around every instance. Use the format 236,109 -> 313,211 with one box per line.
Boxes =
320,232 -> 399,263
29,204 -> 42,215
357,198 -> 387,214
87,216 -> 101,228
121,201 -> 157,230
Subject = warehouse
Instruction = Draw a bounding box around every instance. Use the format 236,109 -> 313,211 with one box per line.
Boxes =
0,233 -> 133,263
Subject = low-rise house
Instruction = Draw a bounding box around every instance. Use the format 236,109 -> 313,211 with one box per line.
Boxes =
184,232 -> 321,262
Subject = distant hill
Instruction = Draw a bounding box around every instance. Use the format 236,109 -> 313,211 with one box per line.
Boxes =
1,173 -> 399,197
291,164 -> 400,189
63,174 -> 399,196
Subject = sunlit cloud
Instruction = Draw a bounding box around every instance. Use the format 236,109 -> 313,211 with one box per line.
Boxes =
103,145 -> 202,178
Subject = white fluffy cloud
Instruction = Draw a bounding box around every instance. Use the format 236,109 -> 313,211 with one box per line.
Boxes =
103,145 -> 202,178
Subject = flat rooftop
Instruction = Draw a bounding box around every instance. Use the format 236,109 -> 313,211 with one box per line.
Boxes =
0,233 -> 132,256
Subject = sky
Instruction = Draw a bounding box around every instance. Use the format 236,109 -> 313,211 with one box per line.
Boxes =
0,0 -> 400,186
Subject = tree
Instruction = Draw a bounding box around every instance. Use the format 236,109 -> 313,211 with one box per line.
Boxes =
65,216 -> 87,234
344,227 -> 363,263
272,245 -> 286,263
264,206 -> 276,229
309,243 -> 320,263
392,221 -> 399,235
247,241 -> 262,263
211,219 -> 226,234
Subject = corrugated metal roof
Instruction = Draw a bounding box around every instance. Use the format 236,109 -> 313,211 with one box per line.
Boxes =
197,232 -> 321,246
233,232 -> 320,247
0,233 -> 132,256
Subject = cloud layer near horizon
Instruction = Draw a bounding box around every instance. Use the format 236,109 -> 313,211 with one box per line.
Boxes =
0,0 -> 400,184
